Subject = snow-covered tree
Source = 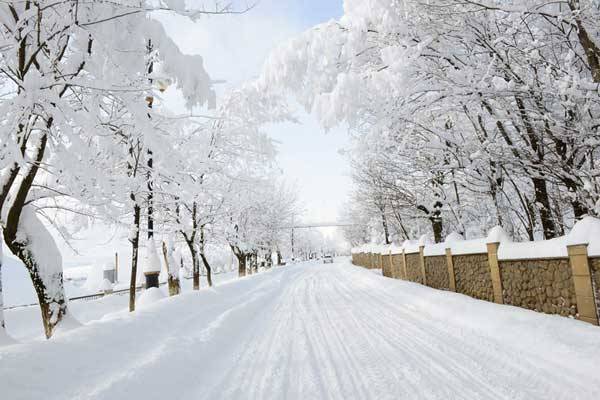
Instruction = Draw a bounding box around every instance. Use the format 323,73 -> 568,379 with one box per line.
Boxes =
0,0 -> 251,336
258,0 -> 600,243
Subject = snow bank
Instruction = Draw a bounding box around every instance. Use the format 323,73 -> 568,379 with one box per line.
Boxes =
402,240 -> 420,254
0,329 -> 15,347
498,237 -> 567,260
444,231 -> 464,244
51,313 -> 82,337
486,226 -> 511,244
143,240 -> 162,274
389,244 -> 404,255
137,287 -> 165,308
446,238 -> 487,255
497,217 -> 600,260
100,279 -> 113,292
84,263 -> 104,292
566,216 -> 600,256
423,242 -> 446,256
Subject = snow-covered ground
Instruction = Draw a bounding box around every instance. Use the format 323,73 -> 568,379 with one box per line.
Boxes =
2,258 -> 600,399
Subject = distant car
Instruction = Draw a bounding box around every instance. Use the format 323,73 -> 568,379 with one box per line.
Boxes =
323,255 -> 334,264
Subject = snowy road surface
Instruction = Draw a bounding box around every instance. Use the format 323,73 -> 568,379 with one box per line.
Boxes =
2,258 -> 600,400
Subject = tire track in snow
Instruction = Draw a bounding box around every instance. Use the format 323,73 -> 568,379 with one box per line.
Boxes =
335,264 -> 599,399
2,260 -> 599,400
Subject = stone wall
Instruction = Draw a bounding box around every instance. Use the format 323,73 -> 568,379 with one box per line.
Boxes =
405,253 -> 423,284
453,253 -> 494,301
351,245 -> 599,326
589,258 -> 600,321
500,259 -> 576,317
382,254 -> 393,277
425,255 -> 449,290
391,254 -> 403,279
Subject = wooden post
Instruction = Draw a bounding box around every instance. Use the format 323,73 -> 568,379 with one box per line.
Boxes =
445,248 -> 456,292
401,249 -> 408,280
388,250 -> 394,278
115,252 -> 119,283
487,242 -> 503,304
419,245 -> 427,286
567,244 -> 599,325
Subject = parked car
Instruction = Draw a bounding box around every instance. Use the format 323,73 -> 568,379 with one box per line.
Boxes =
323,254 -> 334,264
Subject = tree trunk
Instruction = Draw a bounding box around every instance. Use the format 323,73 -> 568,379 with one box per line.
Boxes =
381,212 -> 391,245
3,207 -> 69,339
431,216 -> 443,244
0,242 -> 6,334
186,241 -> 200,290
246,254 -> 253,275
199,225 -> 212,287
12,243 -> 68,339
417,202 -> 443,243
237,253 -> 246,277
147,151 -> 154,240
532,177 -> 558,239
161,242 -> 180,296
569,0 -> 600,82
200,253 -> 212,287
3,132 -> 69,338
129,201 -> 141,312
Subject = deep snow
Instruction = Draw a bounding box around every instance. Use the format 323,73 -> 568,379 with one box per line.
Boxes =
1,258 -> 600,400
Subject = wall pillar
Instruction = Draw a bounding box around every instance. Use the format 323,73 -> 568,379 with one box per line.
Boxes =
567,244 -> 599,325
486,242 -> 503,304
419,245 -> 427,286
445,248 -> 456,292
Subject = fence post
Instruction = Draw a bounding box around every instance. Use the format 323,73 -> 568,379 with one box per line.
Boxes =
419,245 -> 427,286
115,252 -> 119,282
487,242 -> 503,304
567,244 -> 599,325
388,249 -> 394,278
445,248 -> 456,292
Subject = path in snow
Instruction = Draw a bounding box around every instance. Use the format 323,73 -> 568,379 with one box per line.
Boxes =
1,258 -> 600,400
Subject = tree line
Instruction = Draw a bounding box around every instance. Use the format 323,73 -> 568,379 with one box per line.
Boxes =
258,0 -> 600,245
0,1 -> 297,341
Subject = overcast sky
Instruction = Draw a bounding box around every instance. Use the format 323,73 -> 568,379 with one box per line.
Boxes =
162,0 -> 351,224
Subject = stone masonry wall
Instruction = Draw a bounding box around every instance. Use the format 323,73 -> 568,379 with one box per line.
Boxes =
500,259 -> 576,317
453,254 -> 493,301
589,258 -> 600,321
382,255 -> 393,277
352,246 -> 600,326
405,253 -> 423,284
391,254 -> 403,279
425,255 -> 450,290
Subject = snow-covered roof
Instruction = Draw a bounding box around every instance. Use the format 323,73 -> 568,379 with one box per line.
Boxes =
103,263 -> 115,271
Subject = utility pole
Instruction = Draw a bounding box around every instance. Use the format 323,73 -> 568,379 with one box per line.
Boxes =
291,227 -> 295,262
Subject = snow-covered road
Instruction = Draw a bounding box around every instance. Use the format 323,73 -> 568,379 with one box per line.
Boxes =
2,258 -> 600,400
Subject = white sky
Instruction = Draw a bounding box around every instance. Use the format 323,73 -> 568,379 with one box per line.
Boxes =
161,0 -> 352,224
51,1 -> 351,268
